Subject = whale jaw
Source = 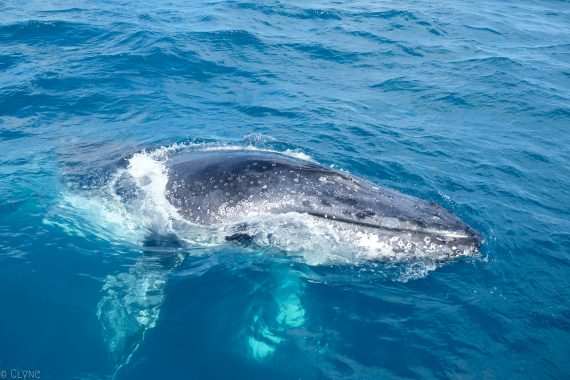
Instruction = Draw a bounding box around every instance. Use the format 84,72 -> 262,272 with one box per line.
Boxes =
302,209 -> 481,259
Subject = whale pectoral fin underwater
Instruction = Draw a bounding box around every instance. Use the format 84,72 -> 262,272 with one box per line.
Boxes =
97,233 -> 187,373
247,263 -> 306,361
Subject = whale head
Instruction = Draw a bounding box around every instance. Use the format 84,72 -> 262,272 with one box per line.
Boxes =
164,150 -> 482,260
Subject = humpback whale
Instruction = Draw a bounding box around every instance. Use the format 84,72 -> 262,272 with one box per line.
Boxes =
95,148 -> 481,374
165,150 -> 481,255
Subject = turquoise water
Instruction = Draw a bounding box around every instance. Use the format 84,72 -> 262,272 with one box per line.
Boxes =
1,0 -> 569,378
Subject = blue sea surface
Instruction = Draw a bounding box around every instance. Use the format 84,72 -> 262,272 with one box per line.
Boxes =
1,0 -> 569,378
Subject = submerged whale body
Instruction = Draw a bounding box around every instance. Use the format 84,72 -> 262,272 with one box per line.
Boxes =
165,150 -> 481,256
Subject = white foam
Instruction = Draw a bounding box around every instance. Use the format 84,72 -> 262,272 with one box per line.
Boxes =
44,191 -> 143,245
126,151 -> 184,232
197,145 -> 312,161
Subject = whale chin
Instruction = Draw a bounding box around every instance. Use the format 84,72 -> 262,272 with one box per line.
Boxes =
299,210 -> 482,260
306,209 -> 482,252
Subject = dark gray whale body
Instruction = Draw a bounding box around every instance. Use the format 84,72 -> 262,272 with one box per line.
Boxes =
165,150 -> 481,254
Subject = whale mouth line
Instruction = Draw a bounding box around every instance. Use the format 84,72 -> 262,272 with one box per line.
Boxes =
307,212 -> 481,247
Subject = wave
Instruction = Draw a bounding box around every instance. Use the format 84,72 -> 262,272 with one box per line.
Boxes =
0,20 -> 113,45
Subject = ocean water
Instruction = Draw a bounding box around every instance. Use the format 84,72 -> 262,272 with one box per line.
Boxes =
1,0 -> 569,378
